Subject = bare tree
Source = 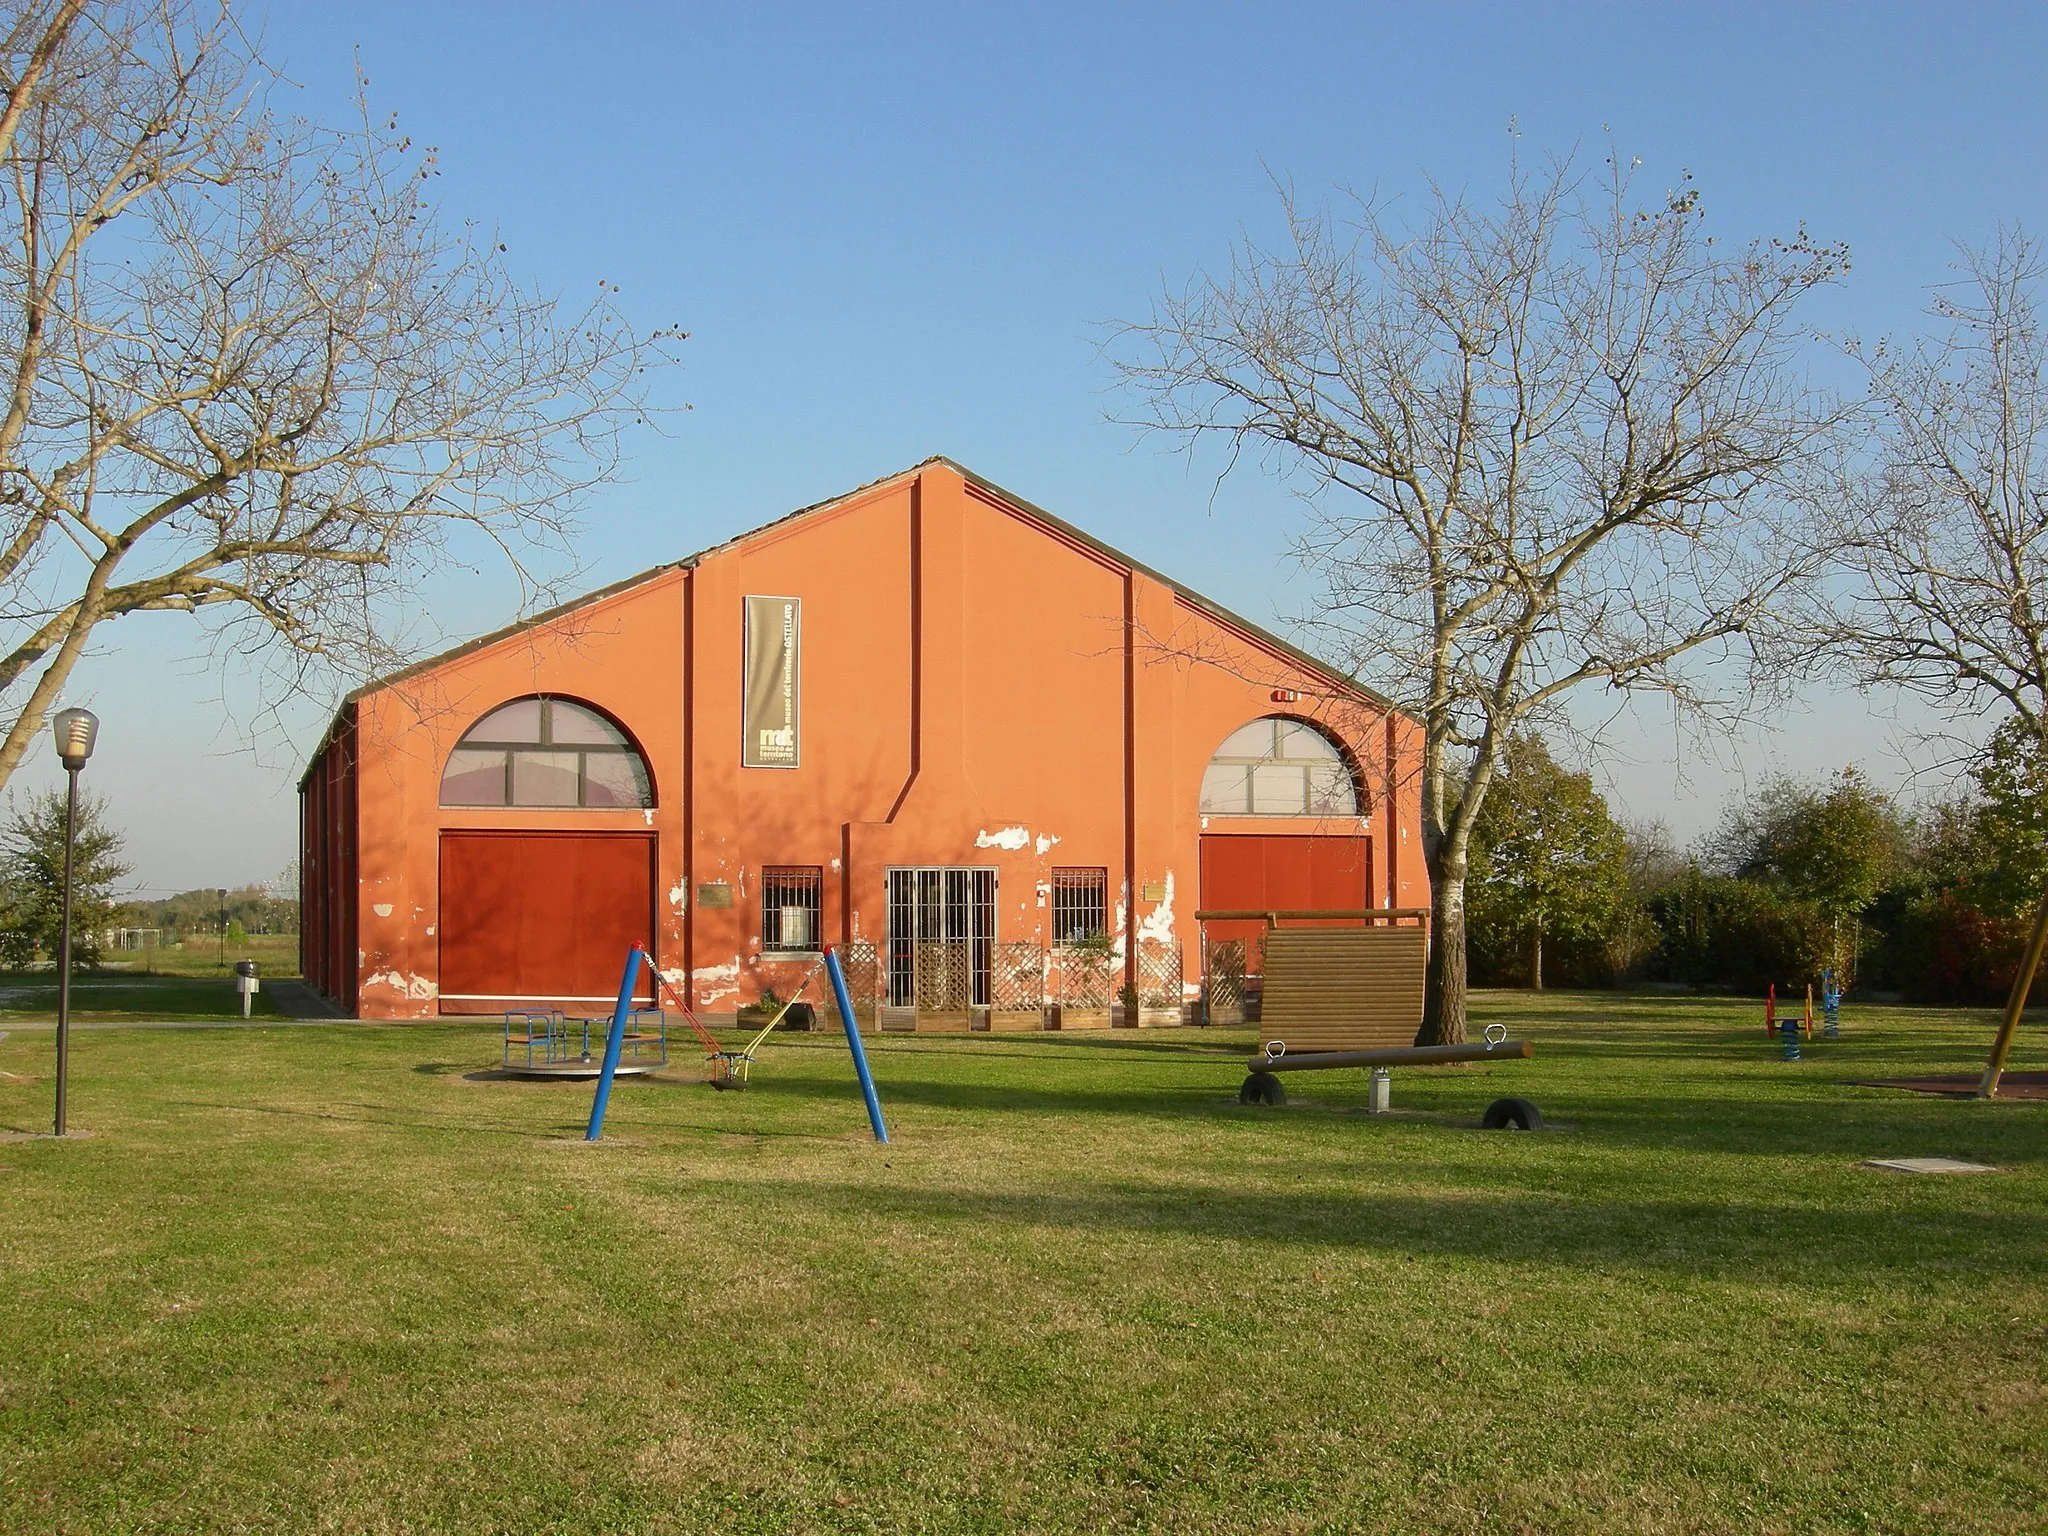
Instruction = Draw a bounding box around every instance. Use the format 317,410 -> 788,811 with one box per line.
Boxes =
1115,155 -> 1844,1041
1818,232 -> 2048,743
1809,230 -> 2048,1091
0,1 -> 679,792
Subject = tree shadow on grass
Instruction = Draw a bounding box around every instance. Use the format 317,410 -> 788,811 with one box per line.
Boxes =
725,1173 -> 2048,1285
731,1054 -> 2048,1167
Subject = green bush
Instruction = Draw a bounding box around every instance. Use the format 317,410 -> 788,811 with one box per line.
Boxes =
1645,873 -> 1830,993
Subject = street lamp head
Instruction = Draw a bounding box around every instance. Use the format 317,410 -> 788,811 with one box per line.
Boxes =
51,707 -> 97,771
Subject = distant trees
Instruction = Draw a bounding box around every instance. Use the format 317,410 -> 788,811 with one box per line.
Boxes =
1876,726 -> 2047,1005
0,787 -> 130,968
1465,736 -> 1629,989
118,883 -> 292,941
1457,746 -> 2031,1001
1704,768 -> 1905,973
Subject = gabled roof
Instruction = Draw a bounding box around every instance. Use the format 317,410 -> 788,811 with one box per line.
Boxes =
298,457 -> 1398,785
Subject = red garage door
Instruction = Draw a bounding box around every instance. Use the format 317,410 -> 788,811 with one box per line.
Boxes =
1198,834 -> 1375,949
438,832 -> 656,1014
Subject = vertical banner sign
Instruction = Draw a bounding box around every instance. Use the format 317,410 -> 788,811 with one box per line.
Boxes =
743,595 -> 801,768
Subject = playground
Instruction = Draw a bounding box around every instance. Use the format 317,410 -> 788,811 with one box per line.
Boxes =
0,990 -> 2042,1534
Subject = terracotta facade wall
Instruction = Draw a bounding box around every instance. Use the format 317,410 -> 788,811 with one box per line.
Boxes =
300,462 -> 1430,1019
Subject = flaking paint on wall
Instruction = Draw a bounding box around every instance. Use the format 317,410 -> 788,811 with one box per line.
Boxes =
693,956 -> 741,1004
365,969 -> 438,1001
1136,871 -> 1177,948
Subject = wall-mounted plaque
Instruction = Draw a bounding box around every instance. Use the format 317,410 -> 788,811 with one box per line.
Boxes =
696,882 -> 733,909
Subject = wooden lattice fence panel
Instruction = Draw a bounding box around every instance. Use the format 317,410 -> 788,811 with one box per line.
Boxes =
837,939 -> 881,1031
1204,939 -> 1248,1025
1051,943 -> 1115,1028
988,941 -> 1048,1029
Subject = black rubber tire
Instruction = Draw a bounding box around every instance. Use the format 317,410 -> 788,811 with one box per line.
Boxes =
1238,1072 -> 1287,1107
1481,1096 -> 1542,1131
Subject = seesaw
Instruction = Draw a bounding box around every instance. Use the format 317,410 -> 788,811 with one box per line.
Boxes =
1194,909 -> 1539,1128
1238,1025 -> 1541,1128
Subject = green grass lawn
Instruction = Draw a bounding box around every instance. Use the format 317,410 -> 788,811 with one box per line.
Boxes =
0,993 -> 2043,1534
0,933 -> 304,1024
98,930 -> 302,980
0,971 -> 291,1023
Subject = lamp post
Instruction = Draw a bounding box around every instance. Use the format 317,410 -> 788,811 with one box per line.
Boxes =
217,887 -> 227,971
50,706 -> 97,1138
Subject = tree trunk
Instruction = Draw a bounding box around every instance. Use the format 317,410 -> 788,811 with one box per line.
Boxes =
1530,923 -> 1544,991
1418,859 -> 1468,1045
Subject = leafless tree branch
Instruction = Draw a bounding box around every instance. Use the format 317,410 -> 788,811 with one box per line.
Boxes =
1112,151 -> 1846,1039
0,0 -> 683,793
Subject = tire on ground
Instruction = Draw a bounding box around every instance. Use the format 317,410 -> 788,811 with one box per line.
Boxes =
1481,1096 -> 1542,1130
1239,1072 -> 1287,1107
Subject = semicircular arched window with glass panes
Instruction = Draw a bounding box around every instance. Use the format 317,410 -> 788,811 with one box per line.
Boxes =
1198,716 -> 1360,817
439,696 -> 654,809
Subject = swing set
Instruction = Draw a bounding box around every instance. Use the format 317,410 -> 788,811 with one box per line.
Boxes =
580,943 -> 889,1144
646,954 -> 829,1090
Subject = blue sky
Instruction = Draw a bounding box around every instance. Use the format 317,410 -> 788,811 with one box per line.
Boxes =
43,1 -> 2048,895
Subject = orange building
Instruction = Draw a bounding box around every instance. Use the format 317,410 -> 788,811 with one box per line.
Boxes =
298,459 -> 1429,1023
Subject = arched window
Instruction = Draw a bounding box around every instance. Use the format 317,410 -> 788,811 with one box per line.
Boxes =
440,696 -> 654,809
1199,716 -> 1360,816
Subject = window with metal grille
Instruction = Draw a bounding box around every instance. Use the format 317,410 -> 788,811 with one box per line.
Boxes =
1050,867 -> 1109,945
760,867 -> 823,953
885,867 -> 996,1008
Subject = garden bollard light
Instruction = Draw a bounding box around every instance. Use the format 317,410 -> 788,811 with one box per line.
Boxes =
1367,1066 -> 1391,1114
234,959 -> 261,1020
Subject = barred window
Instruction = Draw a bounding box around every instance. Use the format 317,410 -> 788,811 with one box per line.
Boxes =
761,867 -> 823,953
1050,867 -> 1108,946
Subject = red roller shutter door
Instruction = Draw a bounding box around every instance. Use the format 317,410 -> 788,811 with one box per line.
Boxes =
1198,834 -> 1375,948
438,831 -> 656,1013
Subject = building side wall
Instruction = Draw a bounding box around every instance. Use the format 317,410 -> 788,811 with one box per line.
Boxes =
299,708 -> 360,1013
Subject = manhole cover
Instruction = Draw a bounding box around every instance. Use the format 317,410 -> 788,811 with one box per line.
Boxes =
1861,1156 -> 1998,1174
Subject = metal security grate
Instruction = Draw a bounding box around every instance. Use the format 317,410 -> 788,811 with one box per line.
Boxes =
760,866 -> 823,953
1050,867 -> 1108,945
885,867 -> 996,1009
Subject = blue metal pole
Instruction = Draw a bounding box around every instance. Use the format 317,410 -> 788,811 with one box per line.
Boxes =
825,945 -> 889,1143
586,945 -> 646,1142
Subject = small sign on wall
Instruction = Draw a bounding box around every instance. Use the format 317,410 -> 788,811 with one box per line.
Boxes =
696,882 -> 734,909
743,595 -> 801,768
1142,881 -> 1167,902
